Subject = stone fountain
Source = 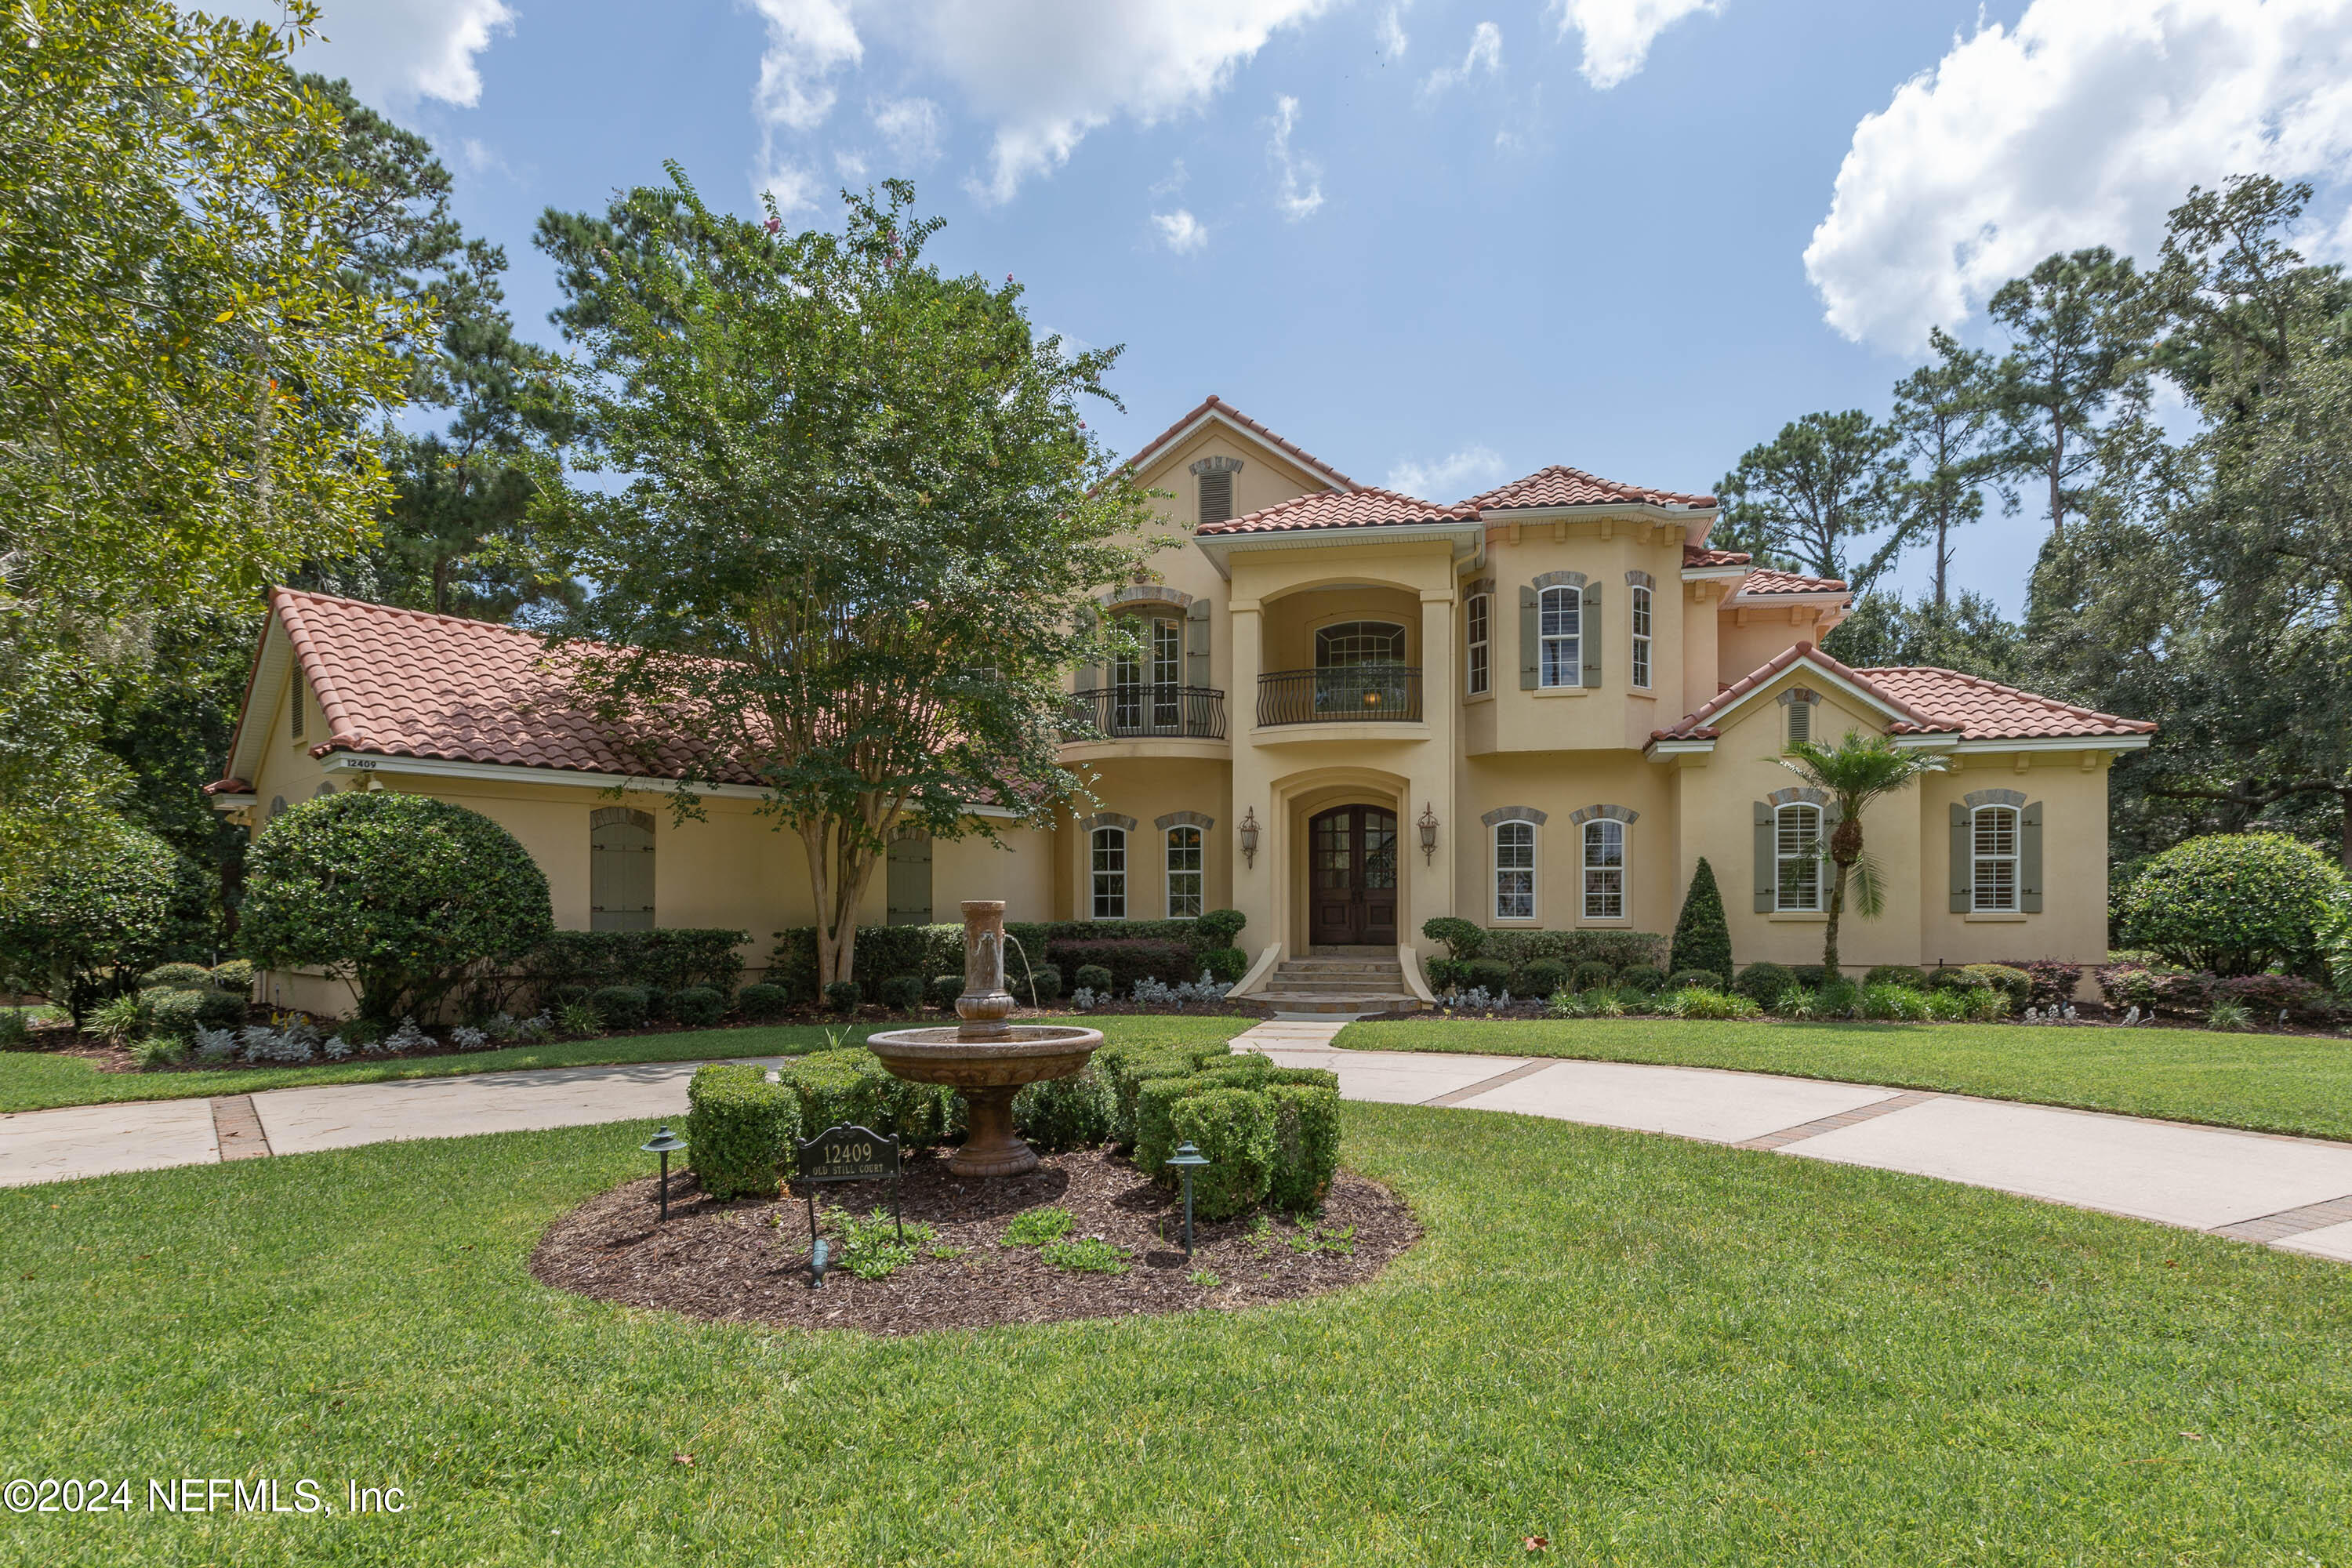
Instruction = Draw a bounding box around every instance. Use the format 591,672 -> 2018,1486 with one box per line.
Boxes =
866,901 -> 1104,1178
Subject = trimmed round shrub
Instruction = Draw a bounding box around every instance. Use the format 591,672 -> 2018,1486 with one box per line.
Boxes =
1200,946 -> 1247,985
1791,965 -> 1828,989
1520,959 -> 1570,996
670,985 -> 725,1028
1013,1068 -> 1112,1152
1667,969 -> 1722,993
590,985 -> 650,1032
822,979 -> 862,1013
686,1063 -> 801,1201
140,985 -> 241,1039
878,974 -> 925,1012
927,973 -> 964,1010
1266,1083 -> 1341,1212
1016,961 -> 1064,1005
1073,964 -> 1113,995
140,963 -> 215,990
1420,916 -> 1483,960
1617,964 -> 1666,994
209,959 -> 255,992
737,982 -> 791,1022
1733,962 -> 1796,1004
0,817 -> 180,1022
1863,964 -> 1926,990
2120,831 -> 2343,975
1167,1087 -> 1277,1221
1462,957 -> 1511,993
1962,964 -> 2033,1007
239,793 -> 553,1024
641,985 -> 670,1021
1193,908 -> 1247,949
1929,964 -> 1991,993
1568,960 -> 1614,992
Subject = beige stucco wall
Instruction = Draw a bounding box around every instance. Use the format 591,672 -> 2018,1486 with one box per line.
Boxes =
1454,752 -> 1676,934
1715,602 -> 1835,686
1062,757 -> 1234,923
1917,754 -> 2114,974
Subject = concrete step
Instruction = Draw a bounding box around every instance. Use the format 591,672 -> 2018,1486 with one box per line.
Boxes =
1276,960 -> 1400,975
1307,946 -> 1395,957
1268,975 -> 1406,994
1252,991 -> 1423,1014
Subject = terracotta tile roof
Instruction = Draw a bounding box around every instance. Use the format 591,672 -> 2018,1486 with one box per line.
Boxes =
1467,465 -> 1717,511
1682,544 -> 1751,568
1857,666 -> 2158,741
241,588 -> 760,783
204,777 -> 252,796
1650,643 -> 2155,744
1120,394 -> 1356,488
1196,485 -> 1480,536
1740,567 -> 1848,594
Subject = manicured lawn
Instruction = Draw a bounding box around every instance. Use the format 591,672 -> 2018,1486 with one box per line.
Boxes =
4,1105 -> 2348,1565
0,1015 -> 1250,1115
1341,1017 -> 2352,1142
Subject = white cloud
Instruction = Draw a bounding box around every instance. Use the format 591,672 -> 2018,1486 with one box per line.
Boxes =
1548,0 -> 1718,89
1377,2 -> 1410,56
1421,21 -> 1502,96
1805,0 -> 2352,350
219,0 -> 514,110
760,162 -> 823,215
1387,445 -> 1506,499
750,1 -> 1334,203
870,96 -> 943,165
1152,209 -> 1209,252
834,147 -> 871,180
1152,159 -> 1190,197
750,0 -> 864,134
1268,96 -> 1325,220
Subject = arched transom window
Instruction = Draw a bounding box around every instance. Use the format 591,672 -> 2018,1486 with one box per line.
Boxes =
1315,620 -> 1406,667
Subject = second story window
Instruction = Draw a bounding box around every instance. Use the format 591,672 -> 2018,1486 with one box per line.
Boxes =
1538,586 -> 1580,687
1630,585 -> 1652,689
1466,593 -> 1490,695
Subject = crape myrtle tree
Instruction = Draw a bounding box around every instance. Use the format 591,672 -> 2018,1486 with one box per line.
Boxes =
535,172 -> 1160,989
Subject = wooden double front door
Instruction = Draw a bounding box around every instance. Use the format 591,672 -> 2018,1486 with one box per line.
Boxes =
1308,805 -> 1399,946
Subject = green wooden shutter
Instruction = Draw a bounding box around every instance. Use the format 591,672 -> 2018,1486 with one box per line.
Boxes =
1185,600 -> 1210,688
1753,801 -> 1774,913
1581,583 -> 1602,688
1518,586 -> 1538,689
1949,803 -> 1971,913
2020,801 -> 2044,913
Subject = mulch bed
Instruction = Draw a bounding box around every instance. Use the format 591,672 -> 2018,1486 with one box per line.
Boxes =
530,1146 -> 1419,1335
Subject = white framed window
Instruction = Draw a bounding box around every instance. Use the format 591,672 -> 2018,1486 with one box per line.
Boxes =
1538,585 -> 1580,688
1972,804 -> 2019,912
1165,826 -> 1203,919
1630,585 -> 1652,689
1091,826 -> 1127,920
1582,820 -> 1625,920
1775,804 -> 1824,912
1494,821 -> 1536,920
1465,593 -> 1490,695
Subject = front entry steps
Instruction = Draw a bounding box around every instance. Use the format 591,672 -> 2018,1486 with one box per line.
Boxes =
1250,949 -> 1425,1017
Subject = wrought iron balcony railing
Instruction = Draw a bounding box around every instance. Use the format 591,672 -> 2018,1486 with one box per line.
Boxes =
1065,684 -> 1228,742
1256,666 -> 1423,726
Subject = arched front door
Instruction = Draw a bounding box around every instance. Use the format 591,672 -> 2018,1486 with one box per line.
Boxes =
1308,804 -> 1399,947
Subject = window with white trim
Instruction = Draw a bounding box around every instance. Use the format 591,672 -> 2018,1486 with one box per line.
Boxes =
1582,820 -> 1625,920
1494,821 -> 1536,920
1538,585 -> 1580,688
1629,585 -> 1653,689
1466,593 -> 1490,695
1165,826 -> 1203,919
1972,804 -> 2019,912
1090,827 -> 1127,920
1775,804 -> 1824,912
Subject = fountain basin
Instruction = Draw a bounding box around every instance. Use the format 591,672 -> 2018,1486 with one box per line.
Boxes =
866,1023 -> 1104,1178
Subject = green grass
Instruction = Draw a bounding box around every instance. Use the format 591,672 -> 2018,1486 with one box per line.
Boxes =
0,1015 -> 1248,1114
1341,1017 -> 2352,1142
5,1106 -> 2350,1565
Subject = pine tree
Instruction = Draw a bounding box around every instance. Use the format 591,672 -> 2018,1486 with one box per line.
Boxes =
1669,858 -> 1733,982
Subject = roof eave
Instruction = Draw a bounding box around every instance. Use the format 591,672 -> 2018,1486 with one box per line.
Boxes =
1192,519 -> 1486,579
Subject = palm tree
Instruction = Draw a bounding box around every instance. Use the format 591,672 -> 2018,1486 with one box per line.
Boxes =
1777,731 -> 1944,977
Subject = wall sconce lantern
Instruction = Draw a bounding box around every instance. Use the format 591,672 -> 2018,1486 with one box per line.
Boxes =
1237,807 -> 1261,869
1417,801 -> 1439,866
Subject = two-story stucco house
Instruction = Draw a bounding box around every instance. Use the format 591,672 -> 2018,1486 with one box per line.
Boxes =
211,395 -> 2152,1014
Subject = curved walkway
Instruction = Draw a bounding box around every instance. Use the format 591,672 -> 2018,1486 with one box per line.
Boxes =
7,1023 -> 2352,1265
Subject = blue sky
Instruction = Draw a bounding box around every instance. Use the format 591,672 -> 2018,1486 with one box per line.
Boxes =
246,0 -> 2352,614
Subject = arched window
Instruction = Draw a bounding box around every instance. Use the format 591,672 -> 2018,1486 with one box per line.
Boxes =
1582,818 -> 1625,920
1165,826 -> 1203,918
1972,804 -> 2020,912
1091,826 -> 1127,920
1465,592 -> 1490,695
1629,584 -> 1653,689
1538,586 -> 1580,687
590,807 -> 655,931
1494,820 -> 1536,920
1112,617 -> 1183,731
1315,621 -> 1406,667
1775,804 -> 1824,912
